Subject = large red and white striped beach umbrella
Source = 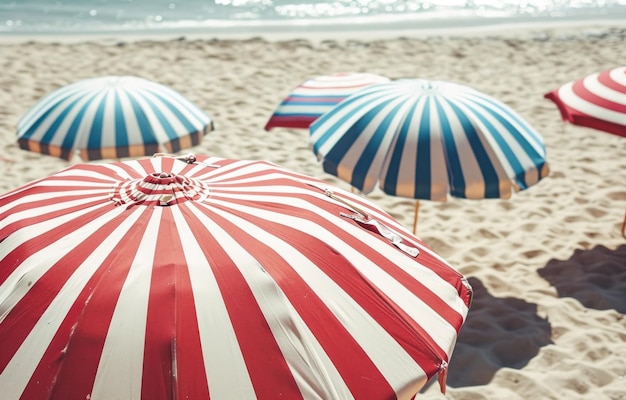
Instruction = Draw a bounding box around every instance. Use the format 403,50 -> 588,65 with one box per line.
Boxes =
0,154 -> 472,400
544,66 -> 626,138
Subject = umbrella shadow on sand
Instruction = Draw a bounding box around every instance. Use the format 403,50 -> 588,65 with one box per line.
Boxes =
441,277 -> 553,388
537,245 -> 626,313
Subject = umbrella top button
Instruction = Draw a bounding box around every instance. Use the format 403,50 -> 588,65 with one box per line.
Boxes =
111,172 -> 210,207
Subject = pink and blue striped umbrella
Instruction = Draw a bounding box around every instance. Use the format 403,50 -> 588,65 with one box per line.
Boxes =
310,79 -> 549,231
0,154 -> 472,399
265,72 -> 390,130
17,76 -> 213,161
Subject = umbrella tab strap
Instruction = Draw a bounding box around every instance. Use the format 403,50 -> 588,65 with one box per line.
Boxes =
340,212 -> 419,258
438,360 -> 449,394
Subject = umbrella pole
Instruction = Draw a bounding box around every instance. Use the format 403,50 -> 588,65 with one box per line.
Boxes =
622,208 -> 626,239
412,201 -> 420,234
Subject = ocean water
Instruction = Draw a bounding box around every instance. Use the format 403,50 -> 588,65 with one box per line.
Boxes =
2,0 -> 626,36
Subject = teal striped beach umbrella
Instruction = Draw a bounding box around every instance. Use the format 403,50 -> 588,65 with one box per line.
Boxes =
310,79 -> 549,232
17,76 -> 213,161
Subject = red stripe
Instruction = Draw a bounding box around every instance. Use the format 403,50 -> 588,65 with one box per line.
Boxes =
234,203 -> 447,374
193,204 -> 399,399
183,204 -> 305,400
208,188 -> 468,351
264,115 -> 318,130
0,196 -> 106,274
597,68 -> 626,95
0,199 -> 112,289
207,174 -> 469,326
19,208 -> 152,399
0,206 -> 136,388
285,96 -> 345,103
573,78 -> 626,113
142,207 -> 209,400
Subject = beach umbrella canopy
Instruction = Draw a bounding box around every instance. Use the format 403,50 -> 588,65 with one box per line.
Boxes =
544,66 -> 626,138
310,79 -> 549,232
17,76 -> 214,161
0,153 -> 472,400
265,72 -> 390,130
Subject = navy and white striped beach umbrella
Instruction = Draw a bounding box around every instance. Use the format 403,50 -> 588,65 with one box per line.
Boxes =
0,154 -> 471,399
17,76 -> 213,161
265,72 -> 390,130
310,79 -> 549,203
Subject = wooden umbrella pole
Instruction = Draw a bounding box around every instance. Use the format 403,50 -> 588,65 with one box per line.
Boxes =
412,201 -> 420,234
621,208 -> 626,239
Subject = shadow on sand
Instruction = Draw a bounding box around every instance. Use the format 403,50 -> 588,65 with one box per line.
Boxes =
537,244 -> 626,314
443,277 -> 553,388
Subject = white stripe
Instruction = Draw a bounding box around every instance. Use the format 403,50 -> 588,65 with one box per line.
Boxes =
583,70 -> 626,104
73,90 -> 109,149
0,207 -> 141,399
90,209 -> 161,400
610,66 -> 626,86
0,193 -> 110,237
195,205 -> 363,398
177,206 -> 279,399
204,195 -> 464,365
439,97 -> 495,199
0,203 -> 114,310
558,81 -> 626,124
205,201 -> 432,394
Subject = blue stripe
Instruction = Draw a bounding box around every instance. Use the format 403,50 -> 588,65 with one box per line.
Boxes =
127,95 -> 159,145
114,92 -> 130,148
349,100 -> 406,190
148,87 -> 209,127
382,99 -> 420,196
471,93 -> 546,150
446,100 -> 502,198
461,100 -> 534,190
436,98 -> 467,198
311,91 -> 386,153
464,97 -> 547,183
86,96 -> 106,151
137,94 -> 179,142
60,94 -> 98,150
413,98 -> 434,199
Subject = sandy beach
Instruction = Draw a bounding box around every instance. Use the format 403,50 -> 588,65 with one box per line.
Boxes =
1,22 -> 625,399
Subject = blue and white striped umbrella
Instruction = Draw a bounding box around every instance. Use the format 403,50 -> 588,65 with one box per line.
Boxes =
17,76 -> 213,161
310,79 -> 549,204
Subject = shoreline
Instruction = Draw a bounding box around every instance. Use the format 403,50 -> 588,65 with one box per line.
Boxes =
0,18 -> 624,44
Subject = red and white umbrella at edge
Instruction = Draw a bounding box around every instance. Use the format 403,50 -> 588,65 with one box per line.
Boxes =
0,154 -> 472,400
545,66 -> 626,237
544,65 -> 626,138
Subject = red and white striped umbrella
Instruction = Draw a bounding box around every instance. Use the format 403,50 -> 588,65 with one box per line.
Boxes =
0,154 -> 471,400
544,66 -> 626,138
265,72 -> 390,130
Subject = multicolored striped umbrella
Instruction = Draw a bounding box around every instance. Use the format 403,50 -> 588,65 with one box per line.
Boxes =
0,154 -> 472,400
265,72 -> 390,130
17,76 -> 214,161
310,79 -> 550,232
544,66 -> 626,138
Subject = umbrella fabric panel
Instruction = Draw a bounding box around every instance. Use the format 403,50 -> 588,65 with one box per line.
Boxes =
311,79 -> 549,201
544,66 -> 626,137
17,76 -> 213,160
0,155 -> 471,399
265,72 -> 390,130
